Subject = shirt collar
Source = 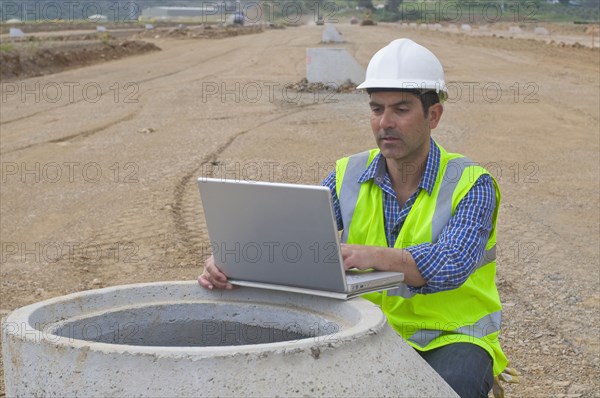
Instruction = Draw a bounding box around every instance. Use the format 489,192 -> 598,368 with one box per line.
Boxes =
357,137 -> 440,195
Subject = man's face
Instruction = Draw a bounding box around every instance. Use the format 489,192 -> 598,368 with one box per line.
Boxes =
369,91 -> 439,164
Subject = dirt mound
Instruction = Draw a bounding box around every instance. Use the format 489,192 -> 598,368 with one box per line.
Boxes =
0,23 -> 264,82
0,40 -> 160,81
0,21 -> 141,35
135,25 -> 263,40
285,78 -> 358,93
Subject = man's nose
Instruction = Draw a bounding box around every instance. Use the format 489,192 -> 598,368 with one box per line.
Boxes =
379,109 -> 395,130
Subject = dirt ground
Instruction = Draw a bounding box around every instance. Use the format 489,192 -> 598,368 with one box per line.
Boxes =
0,25 -> 266,81
0,21 -> 599,397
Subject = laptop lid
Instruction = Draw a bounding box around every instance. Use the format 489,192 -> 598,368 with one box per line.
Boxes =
198,178 -> 350,292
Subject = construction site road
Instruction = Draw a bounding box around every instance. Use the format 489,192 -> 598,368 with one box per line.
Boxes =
1,23 -> 599,396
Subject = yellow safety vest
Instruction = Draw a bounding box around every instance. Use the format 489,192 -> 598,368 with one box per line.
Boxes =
335,141 -> 508,376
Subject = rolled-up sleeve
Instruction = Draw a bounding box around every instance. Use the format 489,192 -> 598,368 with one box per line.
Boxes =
405,174 -> 496,294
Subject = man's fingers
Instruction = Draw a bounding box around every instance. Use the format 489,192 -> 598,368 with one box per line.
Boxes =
197,274 -> 213,289
198,271 -> 234,290
200,255 -> 235,290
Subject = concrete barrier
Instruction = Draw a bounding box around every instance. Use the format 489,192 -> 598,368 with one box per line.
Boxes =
8,28 -> 24,38
321,24 -> 344,43
306,48 -> 365,87
3,281 -> 458,397
509,26 -> 523,34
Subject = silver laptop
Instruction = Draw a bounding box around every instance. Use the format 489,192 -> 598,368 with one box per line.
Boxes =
197,178 -> 404,300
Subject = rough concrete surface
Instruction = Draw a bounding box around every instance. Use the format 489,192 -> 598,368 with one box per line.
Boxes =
3,282 -> 457,397
306,47 -> 365,86
321,24 -> 345,43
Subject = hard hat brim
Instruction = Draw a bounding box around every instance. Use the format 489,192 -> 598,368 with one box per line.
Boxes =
356,79 -> 447,93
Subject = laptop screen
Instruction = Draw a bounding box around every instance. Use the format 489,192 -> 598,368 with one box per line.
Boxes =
197,178 -> 348,292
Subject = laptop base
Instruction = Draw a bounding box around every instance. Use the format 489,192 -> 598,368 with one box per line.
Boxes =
229,279 -> 403,300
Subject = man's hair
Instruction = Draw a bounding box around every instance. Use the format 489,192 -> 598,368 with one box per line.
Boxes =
366,88 -> 441,116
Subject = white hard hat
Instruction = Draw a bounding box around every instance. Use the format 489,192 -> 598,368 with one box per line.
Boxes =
357,38 -> 447,96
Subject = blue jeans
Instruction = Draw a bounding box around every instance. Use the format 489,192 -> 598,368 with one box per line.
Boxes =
417,343 -> 494,398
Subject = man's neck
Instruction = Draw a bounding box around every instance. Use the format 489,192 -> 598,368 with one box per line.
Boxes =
386,157 -> 426,191
386,144 -> 430,190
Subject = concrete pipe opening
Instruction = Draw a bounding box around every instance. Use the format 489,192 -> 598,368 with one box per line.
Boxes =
2,281 -> 457,397
52,303 -> 322,347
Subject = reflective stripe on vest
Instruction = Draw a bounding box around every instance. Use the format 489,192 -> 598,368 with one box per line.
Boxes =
408,310 -> 502,348
339,150 -> 372,243
339,153 -> 497,299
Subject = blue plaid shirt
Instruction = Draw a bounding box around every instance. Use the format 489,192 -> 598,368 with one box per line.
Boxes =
321,138 -> 496,294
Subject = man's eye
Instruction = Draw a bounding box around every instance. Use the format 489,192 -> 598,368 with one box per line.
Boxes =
396,108 -> 409,113
371,107 -> 382,114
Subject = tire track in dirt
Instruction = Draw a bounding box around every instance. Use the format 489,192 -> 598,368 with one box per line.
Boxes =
498,201 -> 599,396
164,31 -> 316,260
0,33 -> 304,294
0,47 -> 254,155
40,103 -> 316,289
1,47 -> 244,126
171,104 -> 317,262
40,106 -> 315,289
0,107 -> 142,155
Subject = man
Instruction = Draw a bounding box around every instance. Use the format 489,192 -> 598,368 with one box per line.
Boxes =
199,38 -> 507,397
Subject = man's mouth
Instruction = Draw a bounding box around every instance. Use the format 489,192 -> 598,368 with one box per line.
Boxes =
379,129 -> 401,142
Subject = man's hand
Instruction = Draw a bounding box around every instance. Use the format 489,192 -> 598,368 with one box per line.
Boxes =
341,243 -> 426,288
341,244 -> 386,270
197,255 -> 234,290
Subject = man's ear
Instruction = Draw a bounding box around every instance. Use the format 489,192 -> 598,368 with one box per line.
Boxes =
428,103 -> 444,130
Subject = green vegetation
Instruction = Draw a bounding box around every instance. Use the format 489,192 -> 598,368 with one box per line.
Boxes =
99,32 -> 111,45
533,2 -> 600,23
0,43 -> 15,52
333,0 -> 599,24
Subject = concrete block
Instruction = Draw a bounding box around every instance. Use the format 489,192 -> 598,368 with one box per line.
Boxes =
306,48 -> 365,87
9,28 -> 24,38
321,24 -> 344,43
89,14 -> 108,22
534,27 -> 549,35
461,24 -> 471,32
96,26 -> 107,32
3,281 -> 458,397
509,26 -> 523,34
